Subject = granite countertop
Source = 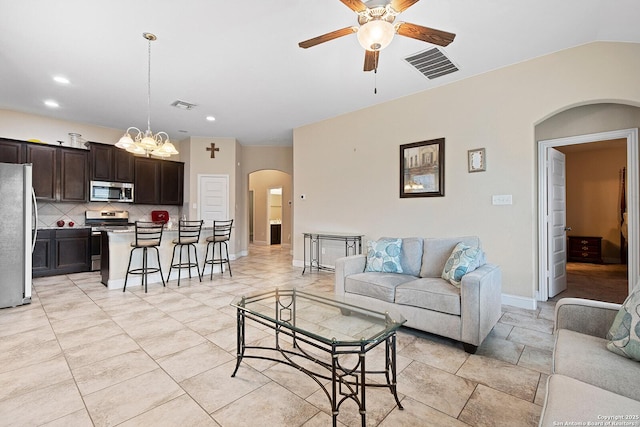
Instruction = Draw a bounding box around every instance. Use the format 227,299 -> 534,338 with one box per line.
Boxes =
38,226 -> 91,230
100,225 -> 213,233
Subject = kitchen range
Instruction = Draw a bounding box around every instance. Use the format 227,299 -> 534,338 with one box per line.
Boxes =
85,210 -> 132,271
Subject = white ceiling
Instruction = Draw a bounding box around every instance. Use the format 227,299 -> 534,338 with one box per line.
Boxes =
1,0 -> 639,146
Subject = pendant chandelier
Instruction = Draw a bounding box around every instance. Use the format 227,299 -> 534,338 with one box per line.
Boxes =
115,32 -> 178,158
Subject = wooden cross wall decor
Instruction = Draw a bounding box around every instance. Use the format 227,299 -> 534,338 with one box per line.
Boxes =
206,143 -> 220,158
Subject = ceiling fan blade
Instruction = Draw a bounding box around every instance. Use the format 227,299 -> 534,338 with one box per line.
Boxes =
363,50 -> 380,72
396,22 -> 456,46
298,27 -> 358,49
390,0 -> 420,12
339,0 -> 368,13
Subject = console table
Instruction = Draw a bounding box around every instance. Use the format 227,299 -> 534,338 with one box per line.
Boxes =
302,232 -> 363,275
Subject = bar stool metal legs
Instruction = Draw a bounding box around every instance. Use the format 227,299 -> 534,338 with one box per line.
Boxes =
168,220 -> 204,286
123,221 -> 165,293
203,219 -> 233,279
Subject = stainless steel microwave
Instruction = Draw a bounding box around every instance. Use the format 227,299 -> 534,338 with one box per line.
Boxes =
90,181 -> 134,203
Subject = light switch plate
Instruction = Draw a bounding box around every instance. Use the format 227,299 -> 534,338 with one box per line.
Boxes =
492,195 -> 513,205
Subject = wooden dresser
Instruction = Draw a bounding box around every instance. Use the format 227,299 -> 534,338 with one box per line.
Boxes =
567,236 -> 603,263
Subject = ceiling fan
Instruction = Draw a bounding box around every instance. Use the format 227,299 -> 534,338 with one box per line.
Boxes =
299,0 -> 456,72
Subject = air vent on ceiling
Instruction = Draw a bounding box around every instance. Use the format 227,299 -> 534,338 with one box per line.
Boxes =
404,47 -> 458,80
171,100 -> 197,110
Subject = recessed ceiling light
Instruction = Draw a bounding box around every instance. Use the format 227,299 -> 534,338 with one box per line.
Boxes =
53,76 -> 70,84
44,100 -> 59,108
206,116 -> 216,122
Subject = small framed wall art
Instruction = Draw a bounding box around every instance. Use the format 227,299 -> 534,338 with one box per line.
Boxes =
468,148 -> 486,173
400,138 -> 445,198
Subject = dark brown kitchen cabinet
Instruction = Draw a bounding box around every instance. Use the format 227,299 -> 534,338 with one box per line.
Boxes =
134,157 -> 160,204
32,229 -> 53,277
0,138 -> 25,163
114,148 -> 135,182
26,144 -> 57,201
60,148 -> 89,202
32,228 -> 91,277
134,157 -> 183,205
160,160 -> 184,205
89,142 -> 134,182
0,139 -> 88,201
25,144 -> 88,202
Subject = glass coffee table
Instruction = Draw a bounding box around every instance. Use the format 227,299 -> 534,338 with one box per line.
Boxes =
230,287 -> 406,427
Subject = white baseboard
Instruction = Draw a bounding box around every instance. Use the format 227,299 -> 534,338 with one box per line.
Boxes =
502,293 -> 537,310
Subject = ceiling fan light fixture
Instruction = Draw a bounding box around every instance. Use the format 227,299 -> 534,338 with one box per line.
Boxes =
357,20 -> 395,51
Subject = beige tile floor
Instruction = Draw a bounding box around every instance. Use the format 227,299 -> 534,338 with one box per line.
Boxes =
1,246 -> 619,427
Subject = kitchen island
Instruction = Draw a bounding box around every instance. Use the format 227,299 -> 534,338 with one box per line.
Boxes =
100,226 -> 220,290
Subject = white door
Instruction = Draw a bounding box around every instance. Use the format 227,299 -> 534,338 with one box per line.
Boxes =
547,148 -> 568,297
198,175 -> 229,222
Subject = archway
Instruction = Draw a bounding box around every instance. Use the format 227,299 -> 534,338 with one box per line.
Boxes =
248,169 -> 292,249
536,103 -> 640,301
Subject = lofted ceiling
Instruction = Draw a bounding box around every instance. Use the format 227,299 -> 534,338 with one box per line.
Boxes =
1,0 -> 639,146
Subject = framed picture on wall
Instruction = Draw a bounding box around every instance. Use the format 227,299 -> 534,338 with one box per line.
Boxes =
400,138 -> 445,198
468,148 -> 486,172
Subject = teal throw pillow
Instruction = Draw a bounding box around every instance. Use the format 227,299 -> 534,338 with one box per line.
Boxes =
607,287 -> 640,362
365,238 -> 403,273
441,242 -> 482,287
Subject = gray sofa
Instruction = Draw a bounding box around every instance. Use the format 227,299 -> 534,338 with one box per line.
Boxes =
334,236 -> 502,353
539,298 -> 640,426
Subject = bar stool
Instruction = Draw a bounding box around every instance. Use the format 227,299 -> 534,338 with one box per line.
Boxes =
168,219 -> 204,286
124,221 -> 165,293
203,219 -> 233,279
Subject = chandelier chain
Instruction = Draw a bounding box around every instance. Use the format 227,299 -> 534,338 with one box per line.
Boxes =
114,32 -> 178,158
147,36 -> 152,132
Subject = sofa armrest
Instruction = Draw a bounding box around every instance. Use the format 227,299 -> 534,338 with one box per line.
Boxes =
335,254 -> 366,296
554,298 -> 621,338
460,263 -> 503,347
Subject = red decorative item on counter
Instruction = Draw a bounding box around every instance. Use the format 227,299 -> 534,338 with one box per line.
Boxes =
151,210 -> 169,224
56,220 -> 65,227
68,221 -> 74,227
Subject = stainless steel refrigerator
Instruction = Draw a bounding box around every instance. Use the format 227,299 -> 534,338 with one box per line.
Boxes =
0,162 -> 35,308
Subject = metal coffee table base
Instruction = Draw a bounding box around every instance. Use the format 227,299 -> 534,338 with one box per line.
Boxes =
231,306 -> 403,427
231,309 -> 403,427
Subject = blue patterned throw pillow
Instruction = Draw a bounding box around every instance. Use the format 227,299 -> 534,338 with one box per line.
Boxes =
441,242 -> 482,287
365,238 -> 403,273
607,287 -> 640,362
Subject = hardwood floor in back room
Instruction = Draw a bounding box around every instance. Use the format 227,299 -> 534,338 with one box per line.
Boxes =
552,262 -> 628,304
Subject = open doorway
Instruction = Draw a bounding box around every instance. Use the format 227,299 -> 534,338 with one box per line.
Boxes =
268,187 -> 282,245
248,169 -> 292,249
538,128 -> 638,302
553,140 -> 628,303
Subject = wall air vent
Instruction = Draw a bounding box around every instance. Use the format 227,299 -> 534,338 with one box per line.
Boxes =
171,100 -> 197,110
404,47 -> 458,80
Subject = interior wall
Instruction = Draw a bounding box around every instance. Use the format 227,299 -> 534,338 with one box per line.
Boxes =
0,109 -> 124,147
292,41 -> 640,304
184,136 -> 238,255
249,170 -> 292,247
241,146 -> 294,251
558,140 -> 627,262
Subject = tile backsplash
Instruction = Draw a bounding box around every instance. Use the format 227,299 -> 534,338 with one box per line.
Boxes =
36,202 -> 182,228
